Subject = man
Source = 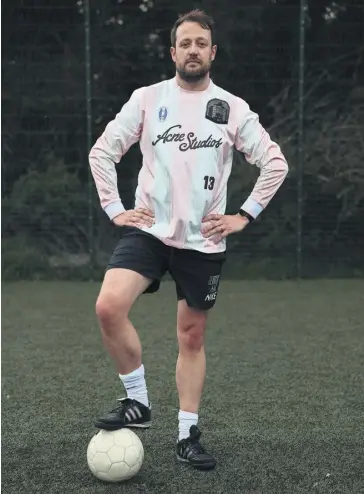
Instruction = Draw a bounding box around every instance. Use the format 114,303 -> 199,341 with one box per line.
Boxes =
89,9 -> 288,470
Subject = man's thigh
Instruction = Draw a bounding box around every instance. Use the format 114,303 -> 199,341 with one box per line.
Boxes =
170,248 -> 226,310
107,226 -> 169,294
98,268 -> 152,311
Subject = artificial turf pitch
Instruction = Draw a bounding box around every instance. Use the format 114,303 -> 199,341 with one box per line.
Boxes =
2,280 -> 363,493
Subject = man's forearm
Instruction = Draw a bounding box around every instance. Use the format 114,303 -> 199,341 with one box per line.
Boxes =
241,153 -> 288,219
89,140 -> 125,220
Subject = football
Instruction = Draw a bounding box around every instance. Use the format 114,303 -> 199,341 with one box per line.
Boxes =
87,428 -> 144,482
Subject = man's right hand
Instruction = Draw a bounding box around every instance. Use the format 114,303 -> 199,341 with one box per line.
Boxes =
112,208 -> 155,229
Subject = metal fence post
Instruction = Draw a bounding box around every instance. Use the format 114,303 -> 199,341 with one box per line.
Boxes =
297,0 -> 306,279
84,0 -> 95,270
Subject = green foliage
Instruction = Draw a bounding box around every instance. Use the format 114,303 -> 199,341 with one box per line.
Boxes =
3,158 -> 90,256
2,159 -> 100,280
1,236 -> 50,280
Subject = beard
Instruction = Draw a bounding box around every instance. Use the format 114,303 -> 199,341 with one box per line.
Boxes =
176,60 -> 211,83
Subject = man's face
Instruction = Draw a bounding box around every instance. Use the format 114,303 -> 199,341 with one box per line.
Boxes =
170,21 -> 217,83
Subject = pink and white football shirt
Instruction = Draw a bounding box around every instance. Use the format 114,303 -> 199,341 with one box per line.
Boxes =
89,77 -> 288,253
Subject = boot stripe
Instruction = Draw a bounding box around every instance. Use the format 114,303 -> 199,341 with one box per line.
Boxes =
125,406 -> 143,422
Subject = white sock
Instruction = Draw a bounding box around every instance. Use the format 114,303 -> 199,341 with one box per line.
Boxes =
178,410 -> 198,441
119,364 -> 149,408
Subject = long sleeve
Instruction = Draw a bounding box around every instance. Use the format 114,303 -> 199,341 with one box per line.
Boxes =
89,87 -> 145,220
235,100 -> 289,218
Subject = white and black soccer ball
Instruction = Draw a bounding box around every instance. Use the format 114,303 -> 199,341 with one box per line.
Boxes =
87,428 -> 144,482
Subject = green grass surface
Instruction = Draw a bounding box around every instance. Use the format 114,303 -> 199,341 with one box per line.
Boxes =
2,280 -> 364,493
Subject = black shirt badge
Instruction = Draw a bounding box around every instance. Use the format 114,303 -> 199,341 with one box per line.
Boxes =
205,98 -> 230,124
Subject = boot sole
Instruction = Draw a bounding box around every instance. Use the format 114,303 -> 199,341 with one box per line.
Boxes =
176,454 -> 216,470
94,421 -> 152,431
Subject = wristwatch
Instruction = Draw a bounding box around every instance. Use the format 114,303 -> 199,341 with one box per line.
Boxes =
238,209 -> 254,223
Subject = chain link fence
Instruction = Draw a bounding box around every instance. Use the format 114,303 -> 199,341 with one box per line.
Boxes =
2,1 -> 364,280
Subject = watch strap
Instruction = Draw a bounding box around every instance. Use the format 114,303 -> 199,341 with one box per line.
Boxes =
238,209 -> 254,222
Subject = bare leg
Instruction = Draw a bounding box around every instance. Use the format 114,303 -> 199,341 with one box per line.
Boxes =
176,300 -> 208,414
94,268 -> 153,428
95,268 -> 152,375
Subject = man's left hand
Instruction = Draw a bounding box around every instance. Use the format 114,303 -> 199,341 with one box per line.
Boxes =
201,213 -> 250,243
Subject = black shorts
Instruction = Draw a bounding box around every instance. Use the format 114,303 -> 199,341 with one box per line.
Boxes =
107,226 -> 226,311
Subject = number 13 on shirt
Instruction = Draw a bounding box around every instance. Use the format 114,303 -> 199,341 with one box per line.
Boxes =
203,175 -> 215,190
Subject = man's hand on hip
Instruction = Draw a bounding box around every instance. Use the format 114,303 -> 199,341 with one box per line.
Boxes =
201,213 -> 249,243
113,208 -> 155,228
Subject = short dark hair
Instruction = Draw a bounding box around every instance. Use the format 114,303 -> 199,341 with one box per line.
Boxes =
170,9 -> 215,47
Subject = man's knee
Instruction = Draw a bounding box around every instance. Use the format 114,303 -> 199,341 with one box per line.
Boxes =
95,268 -> 151,330
177,305 -> 207,352
95,293 -> 129,330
